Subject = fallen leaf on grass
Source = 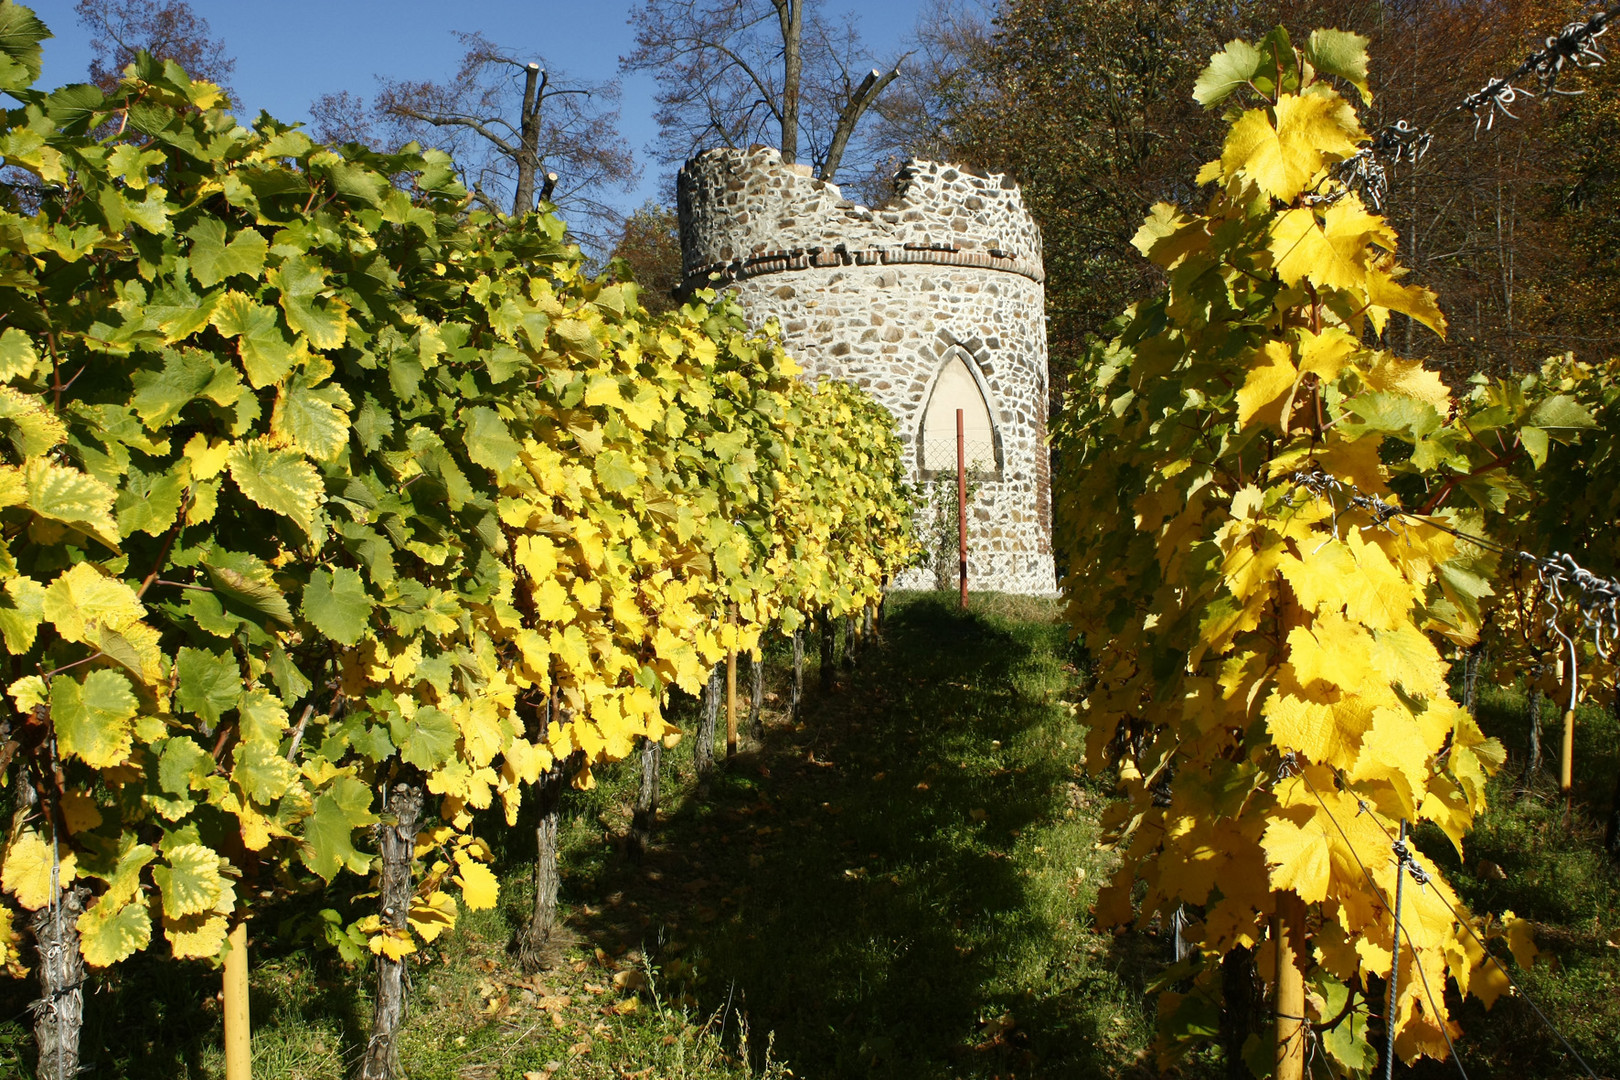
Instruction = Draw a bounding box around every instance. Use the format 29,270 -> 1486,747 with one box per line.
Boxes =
969,808 -> 987,822
612,969 -> 647,992
569,1040 -> 593,1057
613,997 -> 640,1015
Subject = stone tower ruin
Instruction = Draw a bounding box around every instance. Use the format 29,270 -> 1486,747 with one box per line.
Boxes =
676,146 -> 1055,595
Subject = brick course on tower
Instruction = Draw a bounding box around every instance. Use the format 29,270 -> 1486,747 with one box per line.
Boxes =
676,145 -> 1056,595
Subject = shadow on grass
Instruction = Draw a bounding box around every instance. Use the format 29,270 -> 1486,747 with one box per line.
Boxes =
560,591 -> 1157,1080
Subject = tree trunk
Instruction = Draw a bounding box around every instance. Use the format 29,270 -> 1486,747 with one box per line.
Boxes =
1462,641 -> 1483,717
749,654 -> 764,739
790,629 -> 804,725
1521,684 -> 1544,788
821,67 -> 900,183
1219,945 -> 1262,1080
863,603 -> 875,646
695,663 -> 723,782
519,761 -> 569,972
630,737 -> 662,858
1605,686 -> 1620,860
819,612 -> 834,691
772,0 -> 802,166
511,63 -> 543,215
359,779 -> 424,1080
30,884 -> 88,1080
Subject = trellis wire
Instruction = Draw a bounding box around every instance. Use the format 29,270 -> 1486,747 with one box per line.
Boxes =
1284,468 -> 1620,661
1281,765 -> 1470,1078
1318,4 -> 1620,209
1353,795 -> 1604,1080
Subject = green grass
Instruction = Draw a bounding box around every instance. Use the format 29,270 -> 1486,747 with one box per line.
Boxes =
1,594 -> 1613,1079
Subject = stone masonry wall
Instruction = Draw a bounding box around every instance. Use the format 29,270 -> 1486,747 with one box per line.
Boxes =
677,147 -> 1055,595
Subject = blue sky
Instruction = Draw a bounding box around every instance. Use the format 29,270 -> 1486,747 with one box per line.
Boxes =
32,0 -> 931,215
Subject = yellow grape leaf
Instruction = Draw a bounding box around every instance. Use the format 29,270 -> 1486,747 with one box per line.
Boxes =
2,831 -> 76,911
1347,706 -> 1432,815
77,895 -> 152,967
1222,94 -> 1363,203
1130,202 -> 1207,268
153,843 -> 229,919
1235,341 -> 1299,430
454,859 -> 499,911
368,926 -> 417,960
1503,912 -> 1538,970
1295,327 -> 1360,382
1265,685 -> 1373,768
1286,612 -> 1374,692
1313,435 -> 1386,493
182,433 -> 232,480
164,911 -> 231,960
1368,623 -> 1444,698
1366,258 -> 1447,336
60,792 -> 103,834
408,890 -> 459,943
41,562 -> 144,644
1262,812 -> 1332,903
1360,353 -> 1451,411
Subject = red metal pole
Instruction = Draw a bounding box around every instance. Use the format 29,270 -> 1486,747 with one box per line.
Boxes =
957,408 -> 967,609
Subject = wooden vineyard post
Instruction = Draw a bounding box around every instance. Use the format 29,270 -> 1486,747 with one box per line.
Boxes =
726,606 -> 738,759
956,408 -> 967,609
1560,644 -> 1577,825
224,918 -> 251,1080
1274,891 -> 1307,1080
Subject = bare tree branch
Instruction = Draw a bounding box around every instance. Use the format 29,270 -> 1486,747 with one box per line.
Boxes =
311,30 -> 635,250
622,0 -> 903,181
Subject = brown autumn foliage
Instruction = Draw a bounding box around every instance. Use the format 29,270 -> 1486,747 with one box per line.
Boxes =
73,0 -> 235,103
911,0 -> 1612,389
608,202 -> 684,313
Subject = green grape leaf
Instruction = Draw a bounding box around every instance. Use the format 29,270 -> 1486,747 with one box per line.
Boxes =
298,776 -> 376,882
77,896 -> 153,968
175,646 -> 240,726
210,292 -> 297,388
268,255 -> 350,349
232,740 -> 299,804
158,737 -> 212,796
201,557 -> 295,628
186,218 -> 268,288
389,706 -> 456,771
1527,393 -> 1595,431
275,381 -> 352,461
236,689 -> 288,746
152,843 -> 226,919
1194,39 -> 1263,107
115,464 -> 186,537
227,439 -> 321,534
130,349 -> 243,429
1304,29 -> 1372,104
461,405 -> 520,475
0,1 -> 49,90
51,668 -> 139,768
302,567 -> 371,646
